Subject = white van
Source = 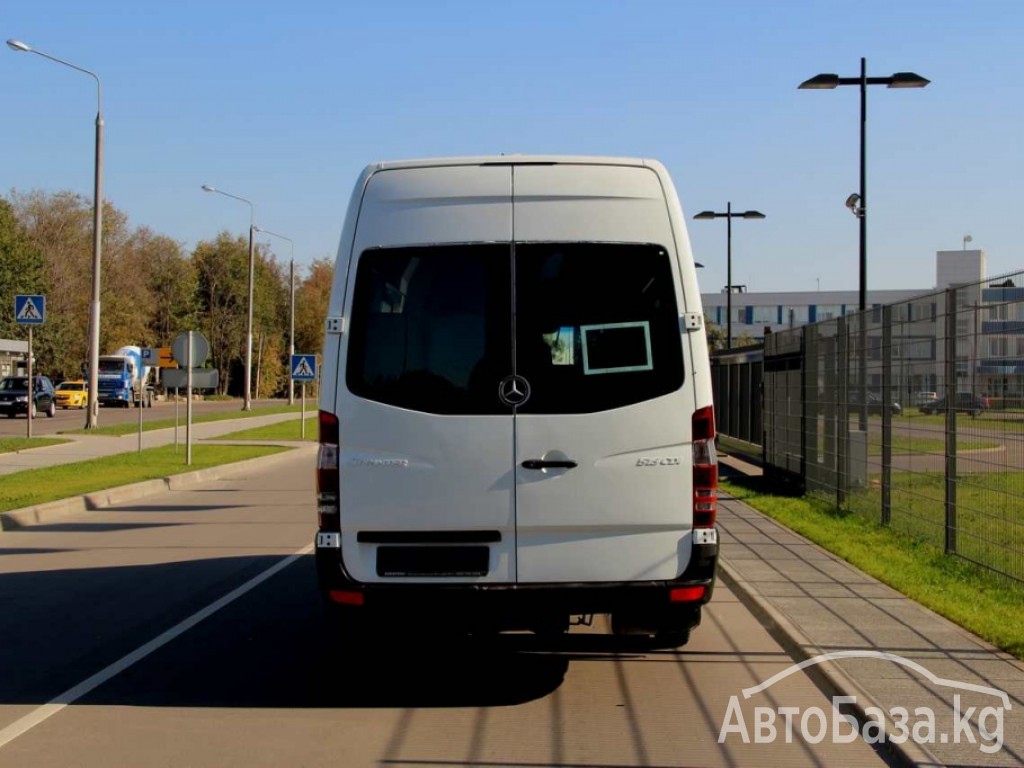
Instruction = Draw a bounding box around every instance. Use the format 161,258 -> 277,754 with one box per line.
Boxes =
315,155 -> 718,646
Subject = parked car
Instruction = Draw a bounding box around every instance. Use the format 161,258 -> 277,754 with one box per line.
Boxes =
919,392 -> 989,417
0,375 -> 57,418
912,391 -> 939,407
54,379 -> 88,409
849,390 -> 902,416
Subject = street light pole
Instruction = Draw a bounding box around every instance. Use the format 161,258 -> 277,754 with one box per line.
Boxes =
8,39 -> 104,429
693,205 -> 766,349
799,58 -> 929,312
202,185 -> 255,410
800,59 -> 928,434
253,227 -> 295,405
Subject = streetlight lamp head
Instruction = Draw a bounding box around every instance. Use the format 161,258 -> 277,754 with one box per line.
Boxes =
799,73 -> 840,89
201,184 -> 217,193
888,72 -> 930,89
6,39 -> 31,52
693,211 -> 717,220
742,210 -> 766,219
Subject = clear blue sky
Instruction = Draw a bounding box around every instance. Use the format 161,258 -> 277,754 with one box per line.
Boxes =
4,0 -> 1023,295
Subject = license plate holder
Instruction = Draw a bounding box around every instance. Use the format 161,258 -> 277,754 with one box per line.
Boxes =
376,546 -> 489,577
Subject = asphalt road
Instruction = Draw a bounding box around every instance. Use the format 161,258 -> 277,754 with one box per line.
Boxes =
0,398 -> 292,438
0,450 -> 891,768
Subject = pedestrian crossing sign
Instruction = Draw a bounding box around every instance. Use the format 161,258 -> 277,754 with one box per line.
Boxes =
14,295 -> 45,325
291,354 -> 317,381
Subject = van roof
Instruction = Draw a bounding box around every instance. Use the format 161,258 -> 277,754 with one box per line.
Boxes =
364,155 -> 664,172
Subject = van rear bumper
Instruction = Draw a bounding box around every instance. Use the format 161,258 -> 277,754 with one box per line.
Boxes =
315,536 -> 718,623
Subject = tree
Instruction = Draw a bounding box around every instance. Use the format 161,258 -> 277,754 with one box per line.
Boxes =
10,190 -> 94,378
294,258 -> 333,357
705,318 -> 726,352
134,229 -> 197,345
0,197 -> 45,344
292,258 -> 333,400
192,232 -> 249,395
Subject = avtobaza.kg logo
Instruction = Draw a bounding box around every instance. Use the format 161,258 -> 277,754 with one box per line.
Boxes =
719,651 -> 1011,755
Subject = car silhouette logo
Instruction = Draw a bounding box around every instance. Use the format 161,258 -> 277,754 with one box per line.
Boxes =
498,375 -> 531,407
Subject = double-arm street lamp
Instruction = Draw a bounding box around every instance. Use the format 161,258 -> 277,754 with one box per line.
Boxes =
8,39 -> 104,429
799,58 -> 929,313
253,226 -> 296,405
693,204 -> 766,349
202,185 -> 255,411
800,59 -> 928,434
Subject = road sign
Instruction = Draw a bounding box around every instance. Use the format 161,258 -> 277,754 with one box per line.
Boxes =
142,347 -> 178,368
291,354 -> 317,381
172,332 -> 210,367
157,347 -> 177,368
15,295 -> 45,325
163,368 -> 219,390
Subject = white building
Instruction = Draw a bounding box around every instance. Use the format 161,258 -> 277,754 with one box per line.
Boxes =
701,249 -> 987,341
703,249 -> 1024,397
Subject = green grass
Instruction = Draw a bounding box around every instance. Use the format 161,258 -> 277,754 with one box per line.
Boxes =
833,469 -> 1024,580
721,475 -> 1024,659
60,403 -> 303,437
0,437 -> 71,454
217,417 -> 317,441
896,410 -> 1024,433
866,434 -> 999,455
0,443 -> 287,513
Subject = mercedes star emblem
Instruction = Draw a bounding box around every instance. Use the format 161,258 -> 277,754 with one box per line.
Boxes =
498,375 -> 531,407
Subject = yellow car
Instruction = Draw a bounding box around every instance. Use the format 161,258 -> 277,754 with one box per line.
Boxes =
55,380 -> 88,409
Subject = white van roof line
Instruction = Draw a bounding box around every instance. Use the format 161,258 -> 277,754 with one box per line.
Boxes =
366,155 -> 662,172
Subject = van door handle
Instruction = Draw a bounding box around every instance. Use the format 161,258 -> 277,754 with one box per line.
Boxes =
521,459 -> 577,470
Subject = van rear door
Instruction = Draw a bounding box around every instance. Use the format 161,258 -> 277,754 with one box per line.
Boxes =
511,164 -> 694,583
333,165 -> 517,584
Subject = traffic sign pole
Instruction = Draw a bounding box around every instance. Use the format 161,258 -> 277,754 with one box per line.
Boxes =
186,331 -> 193,466
15,295 -> 45,439
26,326 -> 33,440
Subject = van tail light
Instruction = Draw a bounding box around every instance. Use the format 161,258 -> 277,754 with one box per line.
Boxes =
317,410 -> 340,532
692,405 -> 718,529
670,585 -> 706,602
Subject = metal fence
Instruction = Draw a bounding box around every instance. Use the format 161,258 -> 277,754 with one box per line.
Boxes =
711,346 -> 763,446
762,270 -> 1024,583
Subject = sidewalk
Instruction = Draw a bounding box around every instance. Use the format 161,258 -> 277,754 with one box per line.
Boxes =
0,410 -> 306,476
717,452 -> 1023,767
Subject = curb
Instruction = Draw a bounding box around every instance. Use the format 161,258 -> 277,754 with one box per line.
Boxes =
718,555 -> 942,768
0,445 -> 315,531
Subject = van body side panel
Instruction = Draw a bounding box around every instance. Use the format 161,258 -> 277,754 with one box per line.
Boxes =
511,164 -> 695,583
649,161 -> 716,414
335,165 -> 516,584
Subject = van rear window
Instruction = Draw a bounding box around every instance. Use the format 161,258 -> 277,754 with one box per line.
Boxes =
346,245 -> 512,415
514,243 -> 684,413
346,243 -> 684,415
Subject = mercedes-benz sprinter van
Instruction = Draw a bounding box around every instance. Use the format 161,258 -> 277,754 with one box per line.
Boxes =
315,155 -> 718,646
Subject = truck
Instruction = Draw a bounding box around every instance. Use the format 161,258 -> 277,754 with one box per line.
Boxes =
88,345 -> 153,408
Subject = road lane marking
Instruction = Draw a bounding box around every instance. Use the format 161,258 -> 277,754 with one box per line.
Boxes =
0,543 -> 314,750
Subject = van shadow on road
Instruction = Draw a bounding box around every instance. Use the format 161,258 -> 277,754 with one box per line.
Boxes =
2,555 -> 576,710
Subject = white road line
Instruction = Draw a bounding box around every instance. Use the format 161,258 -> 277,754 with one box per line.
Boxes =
0,543 -> 314,750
